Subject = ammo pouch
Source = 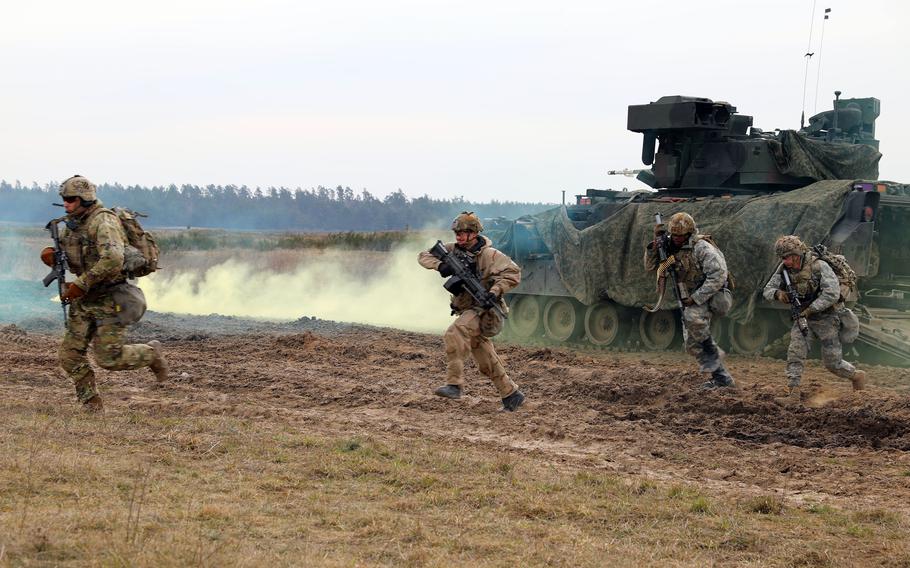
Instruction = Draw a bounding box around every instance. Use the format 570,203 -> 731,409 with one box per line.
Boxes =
101,282 -> 147,326
708,288 -> 733,317
479,308 -> 504,338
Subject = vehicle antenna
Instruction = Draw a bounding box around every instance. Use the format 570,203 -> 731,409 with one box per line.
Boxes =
800,0 -> 818,129
813,8 -> 831,115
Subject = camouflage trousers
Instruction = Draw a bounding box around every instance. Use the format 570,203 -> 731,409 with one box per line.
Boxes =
444,310 -> 518,398
59,294 -> 155,403
786,309 -> 856,386
681,302 -> 725,372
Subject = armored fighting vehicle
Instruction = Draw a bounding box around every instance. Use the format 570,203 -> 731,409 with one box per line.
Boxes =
493,93 -> 910,366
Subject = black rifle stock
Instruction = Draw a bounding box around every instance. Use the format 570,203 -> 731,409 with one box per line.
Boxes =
429,240 -> 506,320
42,218 -> 70,322
781,267 -> 810,337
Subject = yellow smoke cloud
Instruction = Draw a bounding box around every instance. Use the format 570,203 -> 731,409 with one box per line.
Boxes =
142,245 -> 456,333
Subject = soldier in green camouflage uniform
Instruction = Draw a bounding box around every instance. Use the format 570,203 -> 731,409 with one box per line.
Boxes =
762,235 -> 866,403
41,175 -> 168,412
645,212 -> 735,389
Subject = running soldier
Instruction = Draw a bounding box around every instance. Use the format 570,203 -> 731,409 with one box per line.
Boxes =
763,235 -> 866,403
40,175 -> 168,412
418,212 -> 525,411
645,212 -> 735,389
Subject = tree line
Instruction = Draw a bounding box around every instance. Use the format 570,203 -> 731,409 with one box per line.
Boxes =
0,180 -> 556,231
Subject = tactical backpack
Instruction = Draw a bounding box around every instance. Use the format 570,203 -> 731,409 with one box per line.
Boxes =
812,244 -> 858,303
696,234 -> 736,290
111,207 -> 160,277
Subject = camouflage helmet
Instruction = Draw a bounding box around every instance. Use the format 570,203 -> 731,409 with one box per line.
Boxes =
774,235 -> 809,259
667,212 -> 696,236
451,211 -> 483,233
59,175 -> 97,202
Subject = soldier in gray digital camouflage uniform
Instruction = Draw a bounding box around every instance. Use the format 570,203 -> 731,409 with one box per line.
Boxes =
40,175 -> 168,412
762,235 -> 866,403
645,212 -> 735,389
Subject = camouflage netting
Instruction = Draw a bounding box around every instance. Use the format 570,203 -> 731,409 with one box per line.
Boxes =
495,180 -> 859,323
769,131 -> 881,181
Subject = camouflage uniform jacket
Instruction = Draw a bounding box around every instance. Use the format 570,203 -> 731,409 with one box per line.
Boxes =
762,252 -> 840,314
60,201 -> 128,293
418,235 -> 521,313
644,233 -> 728,306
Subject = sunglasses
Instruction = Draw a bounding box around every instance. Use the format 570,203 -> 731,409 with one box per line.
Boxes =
62,196 -> 80,203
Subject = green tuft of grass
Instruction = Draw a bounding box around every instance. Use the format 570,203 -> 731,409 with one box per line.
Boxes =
337,439 -> 362,453
743,495 -> 785,515
689,496 -> 713,514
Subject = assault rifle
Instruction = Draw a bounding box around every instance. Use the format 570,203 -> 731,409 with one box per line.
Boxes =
429,240 -> 506,320
780,267 -> 810,337
644,212 -> 690,313
42,217 -> 70,322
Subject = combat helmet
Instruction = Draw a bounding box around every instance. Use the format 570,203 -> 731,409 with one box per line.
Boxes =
59,175 -> 97,203
451,211 -> 483,233
667,212 -> 696,236
774,235 -> 809,259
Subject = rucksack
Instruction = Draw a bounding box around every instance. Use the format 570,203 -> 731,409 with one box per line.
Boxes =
111,207 -> 160,277
812,244 -> 857,303
696,234 -> 736,290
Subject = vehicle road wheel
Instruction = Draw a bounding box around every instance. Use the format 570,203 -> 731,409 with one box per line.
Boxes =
543,297 -> 582,342
508,295 -> 542,339
728,316 -> 771,355
639,309 -> 677,350
584,302 -> 624,347
710,317 -> 727,349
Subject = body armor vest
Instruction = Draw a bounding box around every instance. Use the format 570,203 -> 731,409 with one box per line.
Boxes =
60,206 -> 119,278
674,235 -> 707,291
787,252 -> 821,305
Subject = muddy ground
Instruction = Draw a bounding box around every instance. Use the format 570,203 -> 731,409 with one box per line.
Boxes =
3,307 -> 910,520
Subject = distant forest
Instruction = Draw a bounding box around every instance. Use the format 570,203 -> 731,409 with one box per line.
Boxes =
1,180 -> 556,231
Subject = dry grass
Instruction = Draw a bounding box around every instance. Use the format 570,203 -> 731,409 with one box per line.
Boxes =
1,398 -> 908,567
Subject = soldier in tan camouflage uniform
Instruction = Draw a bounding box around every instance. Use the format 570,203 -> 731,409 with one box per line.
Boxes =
645,212 -> 735,389
40,175 -> 168,412
418,212 -> 525,411
763,235 -> 866,403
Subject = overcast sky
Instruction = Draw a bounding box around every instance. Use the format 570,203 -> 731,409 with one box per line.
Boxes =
2,0 -> 907,202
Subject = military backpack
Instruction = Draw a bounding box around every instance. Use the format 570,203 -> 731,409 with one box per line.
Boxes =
812,244 -> 858,304
111,207 -> 160,277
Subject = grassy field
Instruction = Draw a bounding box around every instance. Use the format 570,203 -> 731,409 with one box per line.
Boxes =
2,397 -> 907,567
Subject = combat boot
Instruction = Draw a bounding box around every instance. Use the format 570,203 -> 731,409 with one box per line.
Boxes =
698,339 -> 724,374
775,385 -> 801,406
148,340 -> 169,382
851,370 -> 867,391
434,384 -> 462,399
701,368 -> 735,390
501,389 -> 525,411
83,395 -> 104,413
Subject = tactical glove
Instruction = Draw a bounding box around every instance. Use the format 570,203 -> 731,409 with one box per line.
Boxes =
438,260 -> 456,277
775,290 -> 789,304
40,247 -> 55,267
61,282 -> 86,301
681,297 -> 695,307
799,307 -> 815,318
653,223 -> 666,237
